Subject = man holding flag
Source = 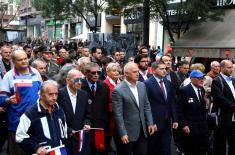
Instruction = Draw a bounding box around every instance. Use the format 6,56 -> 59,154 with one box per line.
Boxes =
0,49 -> 42,155
16,80 -> 68,155
57,69 -> 91,155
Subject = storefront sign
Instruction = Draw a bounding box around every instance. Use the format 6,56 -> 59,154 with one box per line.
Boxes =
217,0 -> 235,6
124,8 -> 143,24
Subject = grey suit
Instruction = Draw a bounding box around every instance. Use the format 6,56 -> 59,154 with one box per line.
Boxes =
112,80 -> 153,142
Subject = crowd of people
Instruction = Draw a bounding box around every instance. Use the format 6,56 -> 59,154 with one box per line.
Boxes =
0,40 -> 234,155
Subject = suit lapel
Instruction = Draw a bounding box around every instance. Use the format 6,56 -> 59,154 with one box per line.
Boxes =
123,81 -> 139,108
220,75 -> 235,99
64,88 -> 76,116
151,77 -> 165,101
188,84 -> 201,103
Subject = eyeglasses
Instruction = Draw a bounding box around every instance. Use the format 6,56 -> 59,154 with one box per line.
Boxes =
89,71 -> 101,75
74,78 -> 83,83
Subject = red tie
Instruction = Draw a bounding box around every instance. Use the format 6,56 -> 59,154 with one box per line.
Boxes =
91,84 -> 96,96
160,80 -> 166,99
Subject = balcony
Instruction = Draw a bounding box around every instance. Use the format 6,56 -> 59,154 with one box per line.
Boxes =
105,12 -> 121,21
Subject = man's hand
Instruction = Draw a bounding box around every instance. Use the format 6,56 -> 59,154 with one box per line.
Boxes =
183,126 -> 190,134
6,95 -> 17,104
172,122 -> 178,129
83,124 -> 91,132
0,107 -> 5,113
36,147 -> 47,155
121,135 -> 129,144
148,125 -> 156,135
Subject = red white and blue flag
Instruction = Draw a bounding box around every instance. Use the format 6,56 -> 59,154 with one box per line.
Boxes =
77,129 -> 85,152
48,145 -> 67,155
13,75 -> 33,87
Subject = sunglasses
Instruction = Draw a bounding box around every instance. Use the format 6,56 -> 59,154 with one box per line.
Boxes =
74,78 -> 83,83
89,71 -> 101,75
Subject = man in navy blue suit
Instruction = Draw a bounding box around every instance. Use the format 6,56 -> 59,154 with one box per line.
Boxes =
144,61 -> 178,155
177,70 -> 209,155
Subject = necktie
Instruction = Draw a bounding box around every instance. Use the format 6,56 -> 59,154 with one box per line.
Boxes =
91,84 -> 96,96
197,88 -> 203,103
160,80 -> 166,100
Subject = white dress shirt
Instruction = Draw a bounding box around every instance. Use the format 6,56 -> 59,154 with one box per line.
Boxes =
125,79 -> 139,107
139,70 -> 148,81
153,76 -> 167,99
221,73 -> 235,100
191,83 -> 202,102
67,86 -> 77,114
220,73 -> 235,121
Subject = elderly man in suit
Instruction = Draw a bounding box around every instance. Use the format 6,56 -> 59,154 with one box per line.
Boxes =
212,60 -> 235,155
81,62 -> 110,155
177,70 -> 209,155
57,69 -> 91,155
112,62 -> 156,155
144,61 -> 178,155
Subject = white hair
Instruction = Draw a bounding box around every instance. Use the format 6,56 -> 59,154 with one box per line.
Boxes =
77,57 -> 90,66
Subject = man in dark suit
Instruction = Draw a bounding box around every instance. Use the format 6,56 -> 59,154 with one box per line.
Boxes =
211,60 -> 235,155
144,61 -> 178,155
112,62 -> 156,155
177,70 -> 208,155
57,69 -> 91,155
81,62 -> 110,155
134,54 -> 152,82
161,55 -> 180,97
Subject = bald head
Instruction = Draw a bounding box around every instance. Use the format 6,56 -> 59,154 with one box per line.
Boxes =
67,69 -> 83,79
66,69 -> 83,92
220,60 -> 233,76
124,62 -> 138,74
124,62 -> 139,84
11,50 -> 27,61
12,50 -> 29,70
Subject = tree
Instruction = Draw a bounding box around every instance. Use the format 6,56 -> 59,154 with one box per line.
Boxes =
33,0 -> 69,39
67,0 -> 106,33
106,0 -> 224,44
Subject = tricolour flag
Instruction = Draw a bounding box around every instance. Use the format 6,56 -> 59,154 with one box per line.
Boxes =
48,145 -> 67,155
13,75 -> 33,87
77,129 -> 85,152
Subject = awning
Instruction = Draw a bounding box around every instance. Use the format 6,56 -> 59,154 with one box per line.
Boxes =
172,9 -> 235,58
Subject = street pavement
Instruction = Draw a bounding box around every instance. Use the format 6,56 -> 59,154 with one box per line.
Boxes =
0,139 -> 178,155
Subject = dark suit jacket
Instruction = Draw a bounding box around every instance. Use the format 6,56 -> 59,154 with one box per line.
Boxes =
81,79 -> 110,130
138,72 -> 152,82
57,87 -> 91,155
112,81 -> 153,142
211,74 -> 235,128
57,87 -> 91,132
169,70 -> 180,97
144,76 -> 177,131
177,84 -> 208,134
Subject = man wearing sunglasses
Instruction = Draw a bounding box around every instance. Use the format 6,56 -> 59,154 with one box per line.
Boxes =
57,69 -> 91,155
81,62 -> 110,155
